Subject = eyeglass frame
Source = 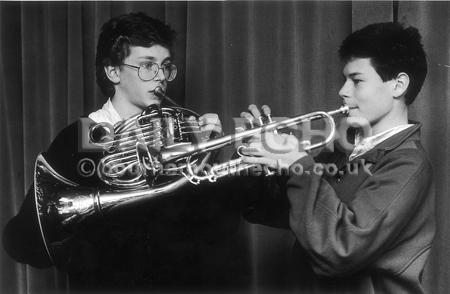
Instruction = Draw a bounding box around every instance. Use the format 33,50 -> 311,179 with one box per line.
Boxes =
122,62 -> 177,82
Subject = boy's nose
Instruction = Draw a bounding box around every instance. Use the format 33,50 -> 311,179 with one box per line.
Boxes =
338,82 -> 350,99
154,66 -> 166,81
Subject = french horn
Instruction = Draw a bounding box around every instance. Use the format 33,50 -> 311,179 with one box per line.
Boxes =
35,89 -> 210,264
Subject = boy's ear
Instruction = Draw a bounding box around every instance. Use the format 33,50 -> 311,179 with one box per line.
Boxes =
104,66 -> 120,84
392,72 -> 410,98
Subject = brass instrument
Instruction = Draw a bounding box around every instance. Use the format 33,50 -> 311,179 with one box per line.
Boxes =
92,104 -> 204,189
157,105 -> 350,183
34,93 -> 349,264
35,90 -> 209,264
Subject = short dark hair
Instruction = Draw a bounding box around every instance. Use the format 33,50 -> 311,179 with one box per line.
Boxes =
95,12 -> 176,98
339,22 -> 427,105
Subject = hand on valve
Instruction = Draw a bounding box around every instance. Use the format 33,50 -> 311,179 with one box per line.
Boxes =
187,113 -> 223,141
239,104 -> 308,170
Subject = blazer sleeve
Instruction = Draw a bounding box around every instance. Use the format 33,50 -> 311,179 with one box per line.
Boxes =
287,148 -> 433,277
2,185 -> 53,268
2,121 -> 81,268
243,176 -> 291,229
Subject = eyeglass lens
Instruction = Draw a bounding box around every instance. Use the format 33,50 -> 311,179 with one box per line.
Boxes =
139,63 -> 177,81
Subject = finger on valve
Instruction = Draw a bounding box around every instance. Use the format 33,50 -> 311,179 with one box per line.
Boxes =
261,104 -> 277,133
261,105 -> 272,122
248,104 -> 263,126
199,113 -> 220,127
203,114 -> 222,132
199,114 -> 222,139
240,111 -> 255,129
186,115 -> 199,130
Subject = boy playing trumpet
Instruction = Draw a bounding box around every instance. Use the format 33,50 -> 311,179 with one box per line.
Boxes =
242,22 -> 434,294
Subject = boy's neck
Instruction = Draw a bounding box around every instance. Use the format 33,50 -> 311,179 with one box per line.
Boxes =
111,96 -> 142,120
370,104 -> 409,136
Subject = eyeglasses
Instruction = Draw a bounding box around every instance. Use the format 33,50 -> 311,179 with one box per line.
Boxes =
123,62 -> 177,82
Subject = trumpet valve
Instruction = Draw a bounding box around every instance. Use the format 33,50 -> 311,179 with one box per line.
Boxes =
261,105 -> 277,133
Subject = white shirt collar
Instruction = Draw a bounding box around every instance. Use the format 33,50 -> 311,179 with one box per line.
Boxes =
349,124 -> 414,161
88,98 -> 123,125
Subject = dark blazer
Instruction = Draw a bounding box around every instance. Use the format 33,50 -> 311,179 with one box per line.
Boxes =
3,119 -> 251,292
246,123 -> 435,294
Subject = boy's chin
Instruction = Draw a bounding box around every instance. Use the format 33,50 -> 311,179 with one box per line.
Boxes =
344,116 -> 371,129
144,98 -> 162,107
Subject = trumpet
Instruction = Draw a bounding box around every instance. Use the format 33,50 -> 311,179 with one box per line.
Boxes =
156,105 -> 351,183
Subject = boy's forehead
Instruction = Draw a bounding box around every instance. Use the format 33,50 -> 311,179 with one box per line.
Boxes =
127,45 -> 171,61
343,57 -> 374,74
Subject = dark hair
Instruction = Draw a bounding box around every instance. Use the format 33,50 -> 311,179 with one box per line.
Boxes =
339,22 -> 427,105
95,12 -> 176,97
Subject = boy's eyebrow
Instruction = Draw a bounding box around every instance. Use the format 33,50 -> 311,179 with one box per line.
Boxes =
348,72 -> 363,78
342,72 -> 363,79
137,56 -> 156,61
137,56 -> 172,63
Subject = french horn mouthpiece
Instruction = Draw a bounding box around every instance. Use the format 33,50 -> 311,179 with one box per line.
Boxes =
154,86 -> 165,96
